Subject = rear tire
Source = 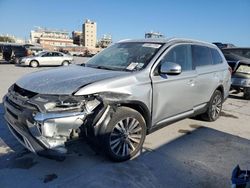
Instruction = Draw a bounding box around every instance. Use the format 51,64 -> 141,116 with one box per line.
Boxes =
30,60 -> 39,68
201,90 -> 223,122
243,88 -> 250,100
101,107 -> 146,162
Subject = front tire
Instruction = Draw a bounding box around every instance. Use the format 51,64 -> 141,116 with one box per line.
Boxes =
201,90 -> 223,122
30,60 -> 39,68
62,61 -> 69,66
102,107 -> 146,162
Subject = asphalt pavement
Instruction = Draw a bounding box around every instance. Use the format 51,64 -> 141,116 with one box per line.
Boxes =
0,58 -> 250,187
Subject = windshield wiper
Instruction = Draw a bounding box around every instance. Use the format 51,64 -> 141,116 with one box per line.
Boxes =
84,64 -> 133,72
85,64 -> 122,71
95,65 -> 117,70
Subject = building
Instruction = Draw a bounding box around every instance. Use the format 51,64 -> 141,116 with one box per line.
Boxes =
97,34 -> 112,48
30,27 -> 73,50
145,31 -> 165,39
82,19 -> 97,48
72,31 -> 82,46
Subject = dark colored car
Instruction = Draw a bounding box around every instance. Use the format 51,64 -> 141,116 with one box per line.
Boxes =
222,48 -> 250,99
213,42 -> 236,49
2,44 -> 31,63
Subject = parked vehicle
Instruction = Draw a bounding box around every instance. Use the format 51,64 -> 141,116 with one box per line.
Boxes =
222,48 -> 250,62
213,42 -> 236,49
19,51 -> 73,67
0,44 -> 3,60
3,38 -> 231,161
24,44 -> 44,56
2,44 -> 31,63
222,48 -> 250,99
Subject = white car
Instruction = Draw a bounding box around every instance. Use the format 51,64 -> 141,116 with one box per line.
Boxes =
20,51 -> 73,67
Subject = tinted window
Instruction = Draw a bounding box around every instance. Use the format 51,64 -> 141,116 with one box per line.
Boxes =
52,52 -> 63,56
192,45 -> 212,67
211,48 -> 223,64
42,52 -> 53,57
161,45 -> 192,71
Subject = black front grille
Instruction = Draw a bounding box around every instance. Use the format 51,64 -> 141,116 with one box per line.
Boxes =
6,108 -> 18,119
6,96 -> 22,111
13,84 -> 37,98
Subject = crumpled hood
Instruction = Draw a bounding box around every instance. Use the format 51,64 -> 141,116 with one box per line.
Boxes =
16,65 -> 128,95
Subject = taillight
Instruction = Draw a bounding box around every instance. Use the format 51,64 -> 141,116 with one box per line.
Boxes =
228,66 -> 232,75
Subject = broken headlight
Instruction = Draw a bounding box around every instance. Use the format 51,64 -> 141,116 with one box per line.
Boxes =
32,95 -> 100,112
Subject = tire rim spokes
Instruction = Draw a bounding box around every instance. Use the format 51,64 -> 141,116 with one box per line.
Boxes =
211,94 -> 222,119
110,117 -> 142,157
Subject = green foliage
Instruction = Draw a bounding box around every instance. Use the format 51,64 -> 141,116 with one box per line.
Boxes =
0,36 -> 15,43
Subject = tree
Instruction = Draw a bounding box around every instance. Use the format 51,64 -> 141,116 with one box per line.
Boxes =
0,36 -> 15,43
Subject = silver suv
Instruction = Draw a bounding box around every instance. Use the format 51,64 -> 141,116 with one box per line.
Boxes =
3,38 -> 231,161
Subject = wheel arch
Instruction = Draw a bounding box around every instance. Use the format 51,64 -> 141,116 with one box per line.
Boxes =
215,85 -> 224,99
119,101 -> 152,132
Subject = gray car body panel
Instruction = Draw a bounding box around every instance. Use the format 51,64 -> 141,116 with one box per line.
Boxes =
16,65 -> 129,95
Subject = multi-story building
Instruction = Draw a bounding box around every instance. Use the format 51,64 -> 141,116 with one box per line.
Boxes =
30,27 -> 73,50
72,31 -> 82,46
82,19 -> 97,48
145,31 -> 165,39
97,34 -> 112,48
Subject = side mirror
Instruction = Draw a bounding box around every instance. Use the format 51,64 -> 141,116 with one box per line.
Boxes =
159,61 -> 182,75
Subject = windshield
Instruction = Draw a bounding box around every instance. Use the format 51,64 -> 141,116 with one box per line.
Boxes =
85,42 -> 163,71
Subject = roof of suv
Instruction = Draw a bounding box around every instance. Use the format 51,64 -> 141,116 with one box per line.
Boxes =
118,38 -> 216,48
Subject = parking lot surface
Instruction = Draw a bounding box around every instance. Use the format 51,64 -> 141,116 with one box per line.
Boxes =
0,59 -> 250,187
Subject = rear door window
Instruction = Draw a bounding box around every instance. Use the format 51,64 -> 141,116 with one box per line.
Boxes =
192,45 -> 213,67
42,52 -> 53,57
53,52 -> 63,57
211,48 -> 223,64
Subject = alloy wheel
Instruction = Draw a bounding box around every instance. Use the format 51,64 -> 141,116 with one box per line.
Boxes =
109,117 -> 142,157
211,93 -> 222,119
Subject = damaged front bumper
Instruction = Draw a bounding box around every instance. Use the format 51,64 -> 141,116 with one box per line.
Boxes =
3,87 -> 102,161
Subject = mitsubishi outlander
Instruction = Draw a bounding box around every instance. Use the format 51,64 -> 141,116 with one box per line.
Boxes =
3,38 -> 231,161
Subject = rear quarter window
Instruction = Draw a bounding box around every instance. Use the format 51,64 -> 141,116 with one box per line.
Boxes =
211,48 -> 223,64
192,45 -> 213,67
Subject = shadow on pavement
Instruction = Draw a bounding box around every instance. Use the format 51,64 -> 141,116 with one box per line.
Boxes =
60,125 -> 250,188
229,94 -> 246,100
0,102 -> 250,187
